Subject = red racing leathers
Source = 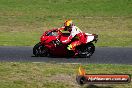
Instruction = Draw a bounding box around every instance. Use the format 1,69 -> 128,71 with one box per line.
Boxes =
58,26 -> 86,50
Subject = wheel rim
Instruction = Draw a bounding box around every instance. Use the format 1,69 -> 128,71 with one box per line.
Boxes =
85,47 -> 92,57
36,46 -> 47,56
88,47 -> 93,55
79,46 -> 93,57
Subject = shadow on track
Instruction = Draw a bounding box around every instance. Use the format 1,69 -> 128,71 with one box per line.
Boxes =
31,54 -> 91,59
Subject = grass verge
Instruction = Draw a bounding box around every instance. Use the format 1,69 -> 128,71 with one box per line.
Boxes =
0,0 -> 132,47
0,62 -> 131,88
0,17 -> 132,47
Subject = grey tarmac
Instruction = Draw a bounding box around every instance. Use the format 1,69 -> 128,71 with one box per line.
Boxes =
0,46 -> 132,64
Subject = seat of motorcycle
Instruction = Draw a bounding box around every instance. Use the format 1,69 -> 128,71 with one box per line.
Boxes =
59,33 -> 70,42
61,33 -> 70,36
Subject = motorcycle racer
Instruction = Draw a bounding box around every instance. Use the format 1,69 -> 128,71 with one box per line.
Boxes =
33,20 -> 98,57
58,20 -> 84,50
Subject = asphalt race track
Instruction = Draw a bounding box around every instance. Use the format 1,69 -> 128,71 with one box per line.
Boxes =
0,46 -> 132,64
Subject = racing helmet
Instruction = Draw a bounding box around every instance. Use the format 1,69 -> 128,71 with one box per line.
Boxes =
64,20 -> 73,31
64,19 -> 73,27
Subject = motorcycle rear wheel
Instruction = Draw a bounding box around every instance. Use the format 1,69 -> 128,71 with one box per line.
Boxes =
78,43 -> 95,58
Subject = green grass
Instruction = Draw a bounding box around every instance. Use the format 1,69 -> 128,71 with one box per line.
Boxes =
0,62 -> 132,88
0,0 -> 132,46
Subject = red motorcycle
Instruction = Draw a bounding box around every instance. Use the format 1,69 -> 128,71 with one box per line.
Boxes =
33,29 -> 98,58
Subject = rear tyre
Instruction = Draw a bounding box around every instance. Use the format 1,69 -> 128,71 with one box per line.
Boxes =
33,42 -> 48,57
78,43 -> 95,58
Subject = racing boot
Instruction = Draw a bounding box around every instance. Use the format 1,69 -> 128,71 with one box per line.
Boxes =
67,44 -> 79,57
67,44 -> 73,50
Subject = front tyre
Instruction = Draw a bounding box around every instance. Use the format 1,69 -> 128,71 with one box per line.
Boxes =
33,42 -> 48,57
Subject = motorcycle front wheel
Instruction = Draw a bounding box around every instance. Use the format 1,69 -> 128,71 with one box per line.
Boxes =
33,42 -> 48,57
